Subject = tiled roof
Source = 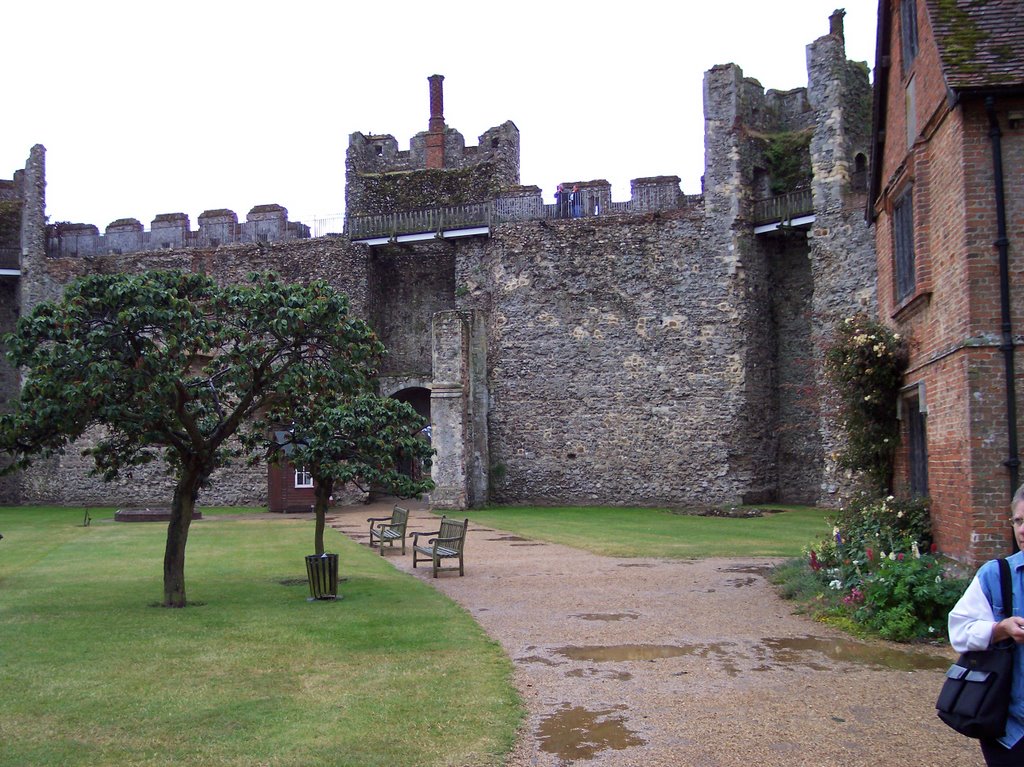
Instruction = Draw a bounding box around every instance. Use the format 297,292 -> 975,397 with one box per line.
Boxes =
926,0 -> 1024,90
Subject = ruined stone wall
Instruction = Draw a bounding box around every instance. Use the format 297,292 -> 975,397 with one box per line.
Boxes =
453,210 -> 763,506
766,234 -> 821,502
13,234 -> 370,507
806,15 -> 879,505
346,120 -> 520,217
367,245 -> 455,377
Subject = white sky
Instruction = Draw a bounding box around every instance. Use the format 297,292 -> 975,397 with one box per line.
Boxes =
4,0 -> 877,229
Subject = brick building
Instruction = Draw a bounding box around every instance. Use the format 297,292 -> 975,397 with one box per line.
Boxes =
869,0 -> 1024,563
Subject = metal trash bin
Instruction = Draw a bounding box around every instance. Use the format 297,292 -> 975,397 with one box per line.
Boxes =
305,553 -> 339,600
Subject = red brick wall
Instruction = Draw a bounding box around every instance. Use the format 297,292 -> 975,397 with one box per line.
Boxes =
268,462 -> 316,513
875,0 -> 1024,564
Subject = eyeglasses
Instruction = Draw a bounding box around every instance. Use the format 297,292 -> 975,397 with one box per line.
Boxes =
1012,518 -> 1024,527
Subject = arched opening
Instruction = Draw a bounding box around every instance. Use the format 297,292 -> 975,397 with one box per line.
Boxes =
390,386 -> 432,482
852,152 -> 868,193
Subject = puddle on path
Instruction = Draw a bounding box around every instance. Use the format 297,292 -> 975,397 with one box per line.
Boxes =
760,636 -> 950,672
489,535 -> 530,541
537,704 -> 644,761
556,644 -> 729,662
566,668 -> 634,681
721,564 -> 774,577
553,638 -> 949,673
519,654 -> 561,666
571,612 -> 639,622
511,543 -> 547,547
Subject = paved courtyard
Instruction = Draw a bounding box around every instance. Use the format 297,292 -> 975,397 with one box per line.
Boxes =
330,500 -> 982,766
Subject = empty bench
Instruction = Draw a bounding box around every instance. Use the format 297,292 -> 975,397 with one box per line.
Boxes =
367,505 -> 409,556
412,516 -> 468,578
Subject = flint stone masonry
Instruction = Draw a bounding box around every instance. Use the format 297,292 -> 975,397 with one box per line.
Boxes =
3,14 -> 877,510
49,205 -> 310,258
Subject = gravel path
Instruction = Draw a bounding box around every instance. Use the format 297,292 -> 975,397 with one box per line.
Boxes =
329,501 -> 983,767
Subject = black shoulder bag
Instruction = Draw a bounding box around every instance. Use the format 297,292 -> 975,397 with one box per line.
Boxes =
937,557 -> 1015,739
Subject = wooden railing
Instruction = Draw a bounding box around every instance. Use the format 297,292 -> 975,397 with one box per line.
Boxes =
751,189 -> 813,225
0,247 -> 19,271
347,203 -> 493,240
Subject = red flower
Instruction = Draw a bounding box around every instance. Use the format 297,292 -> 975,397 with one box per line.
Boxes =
809,550 -> 821,571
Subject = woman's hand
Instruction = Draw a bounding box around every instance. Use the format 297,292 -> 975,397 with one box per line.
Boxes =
992,617 -> 1024,644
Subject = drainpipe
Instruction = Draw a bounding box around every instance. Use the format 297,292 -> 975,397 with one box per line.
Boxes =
985,96 -> 1020,506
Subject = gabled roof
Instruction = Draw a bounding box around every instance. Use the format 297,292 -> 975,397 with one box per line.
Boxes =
926,0 -> 1024,92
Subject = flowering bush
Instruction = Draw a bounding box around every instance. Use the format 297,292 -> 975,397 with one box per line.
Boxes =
784,494 -> 969,642
855,556 -> 966,641
825,314 -> 908,493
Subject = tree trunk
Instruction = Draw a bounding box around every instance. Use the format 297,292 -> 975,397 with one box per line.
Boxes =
163,467 -> 202,607
313,478 -> 334,555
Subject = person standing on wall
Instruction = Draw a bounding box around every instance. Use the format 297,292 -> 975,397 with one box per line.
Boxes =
949,485 -> 1024,765
571,185 -> 582,218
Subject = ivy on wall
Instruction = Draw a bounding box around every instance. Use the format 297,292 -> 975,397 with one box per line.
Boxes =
825,313 -> 909,494
762,128 -> 814,195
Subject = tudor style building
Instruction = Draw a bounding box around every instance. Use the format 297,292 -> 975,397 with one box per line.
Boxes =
869,0 -> 1024,563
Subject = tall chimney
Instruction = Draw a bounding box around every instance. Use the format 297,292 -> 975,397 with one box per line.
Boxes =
426,74 -> 446,169
829,8 -> 845,41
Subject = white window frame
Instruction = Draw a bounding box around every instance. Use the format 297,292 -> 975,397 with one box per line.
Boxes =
294,467 -> 313,488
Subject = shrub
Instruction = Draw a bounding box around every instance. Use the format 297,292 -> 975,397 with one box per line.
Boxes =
825,314 -> 908,493
856,555 -> 968,641
785,495 -> 969,643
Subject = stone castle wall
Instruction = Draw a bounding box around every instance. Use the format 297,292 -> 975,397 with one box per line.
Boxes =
1,13 -> 877,510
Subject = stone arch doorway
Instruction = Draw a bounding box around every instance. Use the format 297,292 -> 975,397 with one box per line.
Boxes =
389,385 -> 431,482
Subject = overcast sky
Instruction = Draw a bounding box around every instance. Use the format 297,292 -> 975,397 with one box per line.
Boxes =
4,0 -> 877,230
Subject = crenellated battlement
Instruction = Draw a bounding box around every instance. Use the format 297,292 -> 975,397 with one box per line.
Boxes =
47,204 -> 310,258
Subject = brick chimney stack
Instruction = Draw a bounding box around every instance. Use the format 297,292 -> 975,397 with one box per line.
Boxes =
829,8 -> 845,41
426,74 -> 446,169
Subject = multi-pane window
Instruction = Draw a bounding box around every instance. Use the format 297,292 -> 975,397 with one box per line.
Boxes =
901,0 -> 919,74
893,189 -> 916,302
294,467 -> 313,488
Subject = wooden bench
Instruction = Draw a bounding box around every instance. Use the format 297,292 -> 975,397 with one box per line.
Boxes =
412,517 -> 468,577
367,505 -> 409,556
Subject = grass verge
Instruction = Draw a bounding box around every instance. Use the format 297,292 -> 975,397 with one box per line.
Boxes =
0,507 -> 520,767
463,504 -> 831,558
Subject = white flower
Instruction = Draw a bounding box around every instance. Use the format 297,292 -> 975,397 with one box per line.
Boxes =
897,511 -> 904,519
912,541 -> 921,559
888,552 -> 897,561
829,579 -> 843,590
879,551 -> 886,559
935,575 -> 942,584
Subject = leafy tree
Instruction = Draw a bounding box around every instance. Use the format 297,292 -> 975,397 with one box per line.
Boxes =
0,270 -> 382,607
265,394 -> 434,555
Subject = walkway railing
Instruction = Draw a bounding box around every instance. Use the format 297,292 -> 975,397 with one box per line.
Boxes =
0,247 -> 19,271
347,203 -> 493,240
752,189 -> 813,225
346,193 -> 705,241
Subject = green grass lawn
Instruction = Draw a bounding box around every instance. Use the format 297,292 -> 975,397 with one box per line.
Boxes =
464,505 -> 832,558
0,507 -> 520,767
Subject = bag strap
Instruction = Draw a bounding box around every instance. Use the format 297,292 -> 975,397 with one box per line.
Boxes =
998,557 -> 1013,620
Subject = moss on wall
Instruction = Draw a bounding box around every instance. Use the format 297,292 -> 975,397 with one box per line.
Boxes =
764,129 -> 813,195
358,163 -> 504,214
